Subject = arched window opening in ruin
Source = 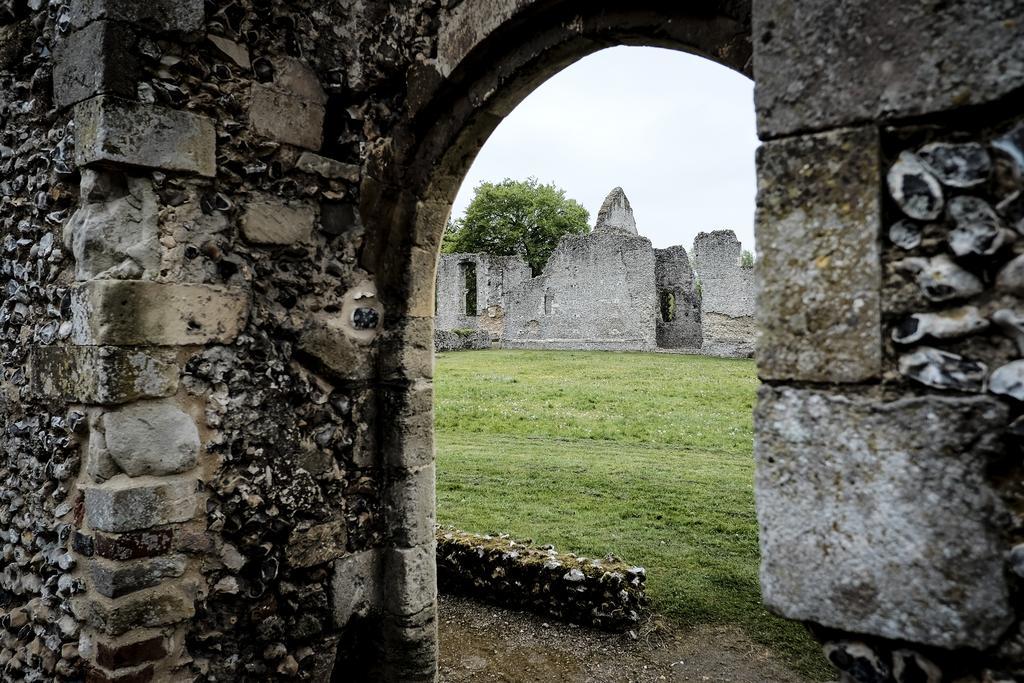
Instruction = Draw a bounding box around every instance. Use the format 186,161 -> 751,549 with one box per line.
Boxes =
461,261 -> 477,316
660,290 -> 676,323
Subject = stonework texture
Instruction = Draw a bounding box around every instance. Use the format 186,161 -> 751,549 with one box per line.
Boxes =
0,0 -> 1020,681
437,528 -> 646,631
501,228 -> 658,351
693,230 -> 756,357
756,126 -> 883,383
655,245 -> 702,349
756,387 -> 1012,649
434,252 -> 531,341
753,0 -> 1024,139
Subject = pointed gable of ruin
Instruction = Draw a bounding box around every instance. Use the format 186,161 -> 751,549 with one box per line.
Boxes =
593,186 -> 638,235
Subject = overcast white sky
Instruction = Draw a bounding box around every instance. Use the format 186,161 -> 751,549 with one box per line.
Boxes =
450,46 -> 759,252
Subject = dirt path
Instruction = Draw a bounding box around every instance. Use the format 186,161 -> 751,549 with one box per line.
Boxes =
438,594 -> 816,683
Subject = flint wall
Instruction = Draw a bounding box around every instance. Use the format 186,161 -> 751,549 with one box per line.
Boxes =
435,528 -> 646,632
435,252 -> 530,341
693,230 -> 756,357
501,231 -> 657,351
3,0 -> 1023,681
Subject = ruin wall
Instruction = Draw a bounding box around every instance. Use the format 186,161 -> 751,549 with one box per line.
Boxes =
433,329 -> 490,352
655,246 -> 702,349
435,528 -> 646,632
0,1 -> 443,680
501,231 -> 657,351
693,230 -> 756,357
435,252 -> 530,340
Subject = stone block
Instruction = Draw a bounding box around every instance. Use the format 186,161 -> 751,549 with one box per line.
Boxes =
85,664 -> 155,683
90,555 -> 187,598
84,475 -> 198,533
406,244 -> 440,320
378,316 -> 434,381
75,97 -> 216,177
70,280 -> 250,346
298,314 -> 378,381
381,380 -> 434,469
53,21 -> 138,109
755,127 -> 882,382
380,608 -> 438,683
286,520 -> 348,568
386,464 -> 436,548
331,549 -> 380,627
64,173 -> 160,281
70,0 -> 204,33
94,529 -> 173,561
296,152 -> 360,181
755,386 -> 1013,649
241,196 -> 317,245
95,633 -> 168,670
382,544 -> 436,618
753,0 -> 1024,138
436,0 -> 533,78
87,423 -> 120,482
298,281 -> 383,379
103,399 -> 199,477
76,584 -> 195,635
26,346 -> 179,404
275,58 -> 327,105
249,84 -> 325,150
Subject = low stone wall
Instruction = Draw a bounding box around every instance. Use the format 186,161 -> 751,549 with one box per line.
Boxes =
434,330 -> 491,352
435,528 -> 646,631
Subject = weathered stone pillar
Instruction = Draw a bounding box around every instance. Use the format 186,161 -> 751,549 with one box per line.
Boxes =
363,187 -> 443,682
31,0 -> 433,679
753,1 -> 1024,679
49,3 -> 240,680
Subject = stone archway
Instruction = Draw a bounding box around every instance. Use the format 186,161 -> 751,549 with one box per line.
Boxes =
360,6 -> 754,678
6,0 -> 1021,681
363,1 -> 1024,681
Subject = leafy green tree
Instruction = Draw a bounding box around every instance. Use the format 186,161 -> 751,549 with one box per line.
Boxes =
741,249 -> 755,268
443,178 -> 590,275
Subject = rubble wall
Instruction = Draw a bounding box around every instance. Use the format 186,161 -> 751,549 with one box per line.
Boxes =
433,329 -> 490,352
436,528 -> 646,632
655,246 -> 702,349
693,230 -> 756,357
501,231 -> 657,351
434,252 -> 530,343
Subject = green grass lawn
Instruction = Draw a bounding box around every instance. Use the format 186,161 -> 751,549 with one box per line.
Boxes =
434,349 -> 832,680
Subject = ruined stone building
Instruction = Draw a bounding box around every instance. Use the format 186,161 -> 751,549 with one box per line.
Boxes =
1,0 -> 1023,681
435,187 -> 757,355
